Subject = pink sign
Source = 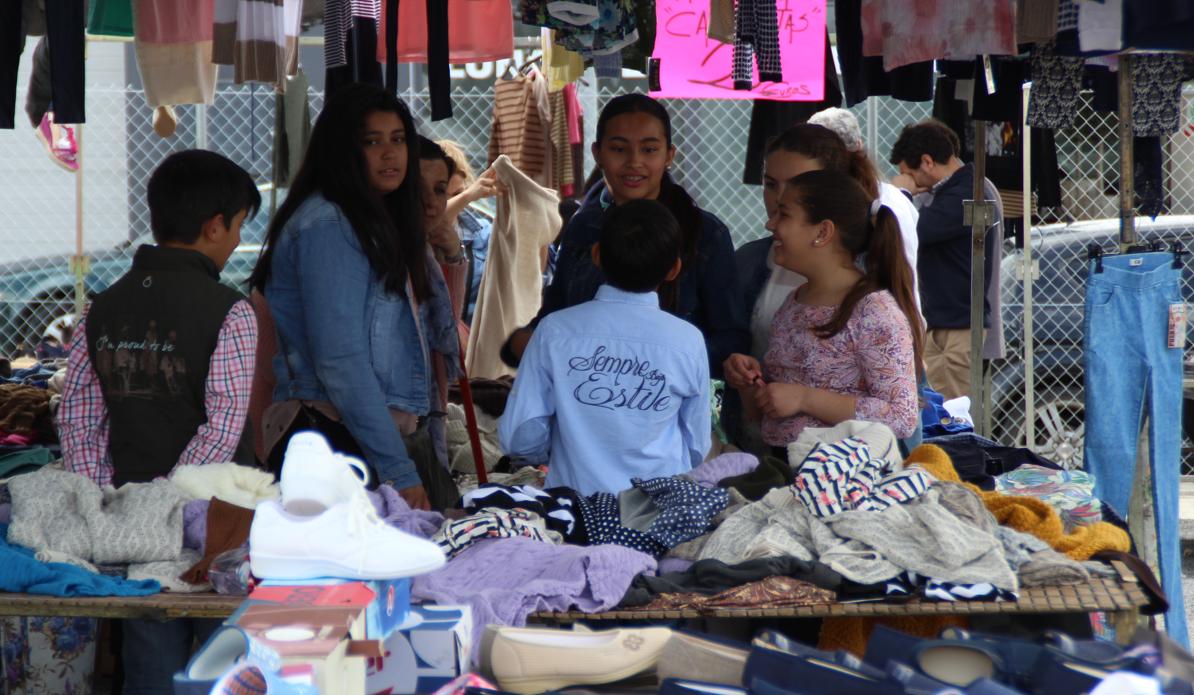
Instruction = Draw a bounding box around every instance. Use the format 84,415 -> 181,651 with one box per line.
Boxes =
650,0 -> 826,101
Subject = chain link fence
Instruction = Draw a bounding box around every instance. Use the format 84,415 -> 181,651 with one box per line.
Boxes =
1,64 -> 1192,471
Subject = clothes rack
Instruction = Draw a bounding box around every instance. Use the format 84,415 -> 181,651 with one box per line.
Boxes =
1088,240 -> 1187,273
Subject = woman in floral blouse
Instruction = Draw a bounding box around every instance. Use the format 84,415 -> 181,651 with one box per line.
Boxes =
724,170 -> 923,451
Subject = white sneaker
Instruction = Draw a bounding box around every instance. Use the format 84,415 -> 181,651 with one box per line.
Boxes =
280,431 -> 370,514
249,497 -> 446,581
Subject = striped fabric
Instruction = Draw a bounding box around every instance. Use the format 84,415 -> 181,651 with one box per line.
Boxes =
212,0 -> 303,90
431,507 -> 562,558
549,90 -> 574,196
794,437 -> 932,518
488,76 -> 548,180
323,0 -> 381,70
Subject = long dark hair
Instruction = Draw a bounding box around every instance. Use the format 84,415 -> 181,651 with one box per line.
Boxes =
249,83 -> 431,300
786,170 -> 923,373
595,93 -> 700,309
765,123 -> 880,200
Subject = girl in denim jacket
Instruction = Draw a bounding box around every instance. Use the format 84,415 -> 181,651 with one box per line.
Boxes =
249,84 -> 460,511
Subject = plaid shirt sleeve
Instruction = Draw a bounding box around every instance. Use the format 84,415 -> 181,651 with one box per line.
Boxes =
58,310 -> 114,486
175,299 -> 258,470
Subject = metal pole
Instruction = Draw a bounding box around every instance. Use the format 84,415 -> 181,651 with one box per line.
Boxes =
967,120 -> 992,436
1118,55 -> 1136,248
1021,83 -> 1036,449
867,97 -> 879,172
72,124 -> 87,321
195,104 -> 209,150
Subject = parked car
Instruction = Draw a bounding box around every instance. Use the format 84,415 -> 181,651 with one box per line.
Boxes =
0,199 -> 498,357
0,212 -> 269,356
988,215 -> 1194,472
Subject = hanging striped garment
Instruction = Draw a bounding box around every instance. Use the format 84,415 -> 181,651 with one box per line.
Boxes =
323,0 -> 380,70
212,0 -> 303,90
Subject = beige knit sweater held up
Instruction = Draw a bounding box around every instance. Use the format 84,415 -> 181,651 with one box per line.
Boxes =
465,154 -> 562,379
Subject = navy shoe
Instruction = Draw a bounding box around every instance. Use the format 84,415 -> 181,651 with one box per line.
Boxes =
658,677 -> 747,695
173,625 -> 250,695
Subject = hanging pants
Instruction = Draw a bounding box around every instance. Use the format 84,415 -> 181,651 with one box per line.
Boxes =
0,0 -> 85,129
733,0 -> 782,90
1083,251 -> 1188,648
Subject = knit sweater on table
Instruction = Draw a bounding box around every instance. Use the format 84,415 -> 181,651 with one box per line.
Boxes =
906,445 -> 1130,561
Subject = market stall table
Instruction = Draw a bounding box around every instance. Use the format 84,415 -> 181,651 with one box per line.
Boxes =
0,566 -> 1153,641
530,563 -> 1153,645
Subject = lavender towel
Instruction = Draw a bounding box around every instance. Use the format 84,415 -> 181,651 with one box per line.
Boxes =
412,537 -> 656,662
183,500 -> 209,553
369,485 -> 445,538
688,453 -> 760,488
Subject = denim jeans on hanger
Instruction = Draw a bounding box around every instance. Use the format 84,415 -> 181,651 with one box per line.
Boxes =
1083,251 -> 1187,647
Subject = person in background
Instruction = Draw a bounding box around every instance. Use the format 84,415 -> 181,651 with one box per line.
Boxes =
727,123 -> 921,454
58,149 -> 261,692
499,199 -> 710,495
888,119 -> 1003,400
417,136 -> 469,330
248,83 -> 460,512
725,170 -> 922,452
438,139 -> 499,324
501,93 -> 748,377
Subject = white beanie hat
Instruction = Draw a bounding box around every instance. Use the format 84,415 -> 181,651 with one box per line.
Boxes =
808,107 -> 864,152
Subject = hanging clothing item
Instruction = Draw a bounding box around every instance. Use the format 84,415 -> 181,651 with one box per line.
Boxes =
272,69 -> 311,188
488,74 -> 548,181
1125,0 -> 1194,51
1026,42 -> 1084,130
1017,0 -> 1058,44
89,0 -> 135,37
565,84 -> 585,196
860,0 -> 1018,72
323,0 -> 382,95
374,0 -> 512,64
834,0 -> 933,107
466,155 -> 562,380
1132,54 -> 1185,137
325,0 -> 378,69
543,28 -> 586,91
732,0 -> 782,90
549,89 -> 574,197
708,0 -> 735,44
1,0 -> 86,129
741,29 -> 842,184
521,0 -> 638,57
212,0 -> 303,91
133,0 -> 219,108
1077,0 -> 1122,53
1084,251 -> 1189,647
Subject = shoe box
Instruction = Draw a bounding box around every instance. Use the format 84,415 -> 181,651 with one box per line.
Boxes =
255,577 -> 412,639
225,586 -> 380,695
366,604 -> 473,695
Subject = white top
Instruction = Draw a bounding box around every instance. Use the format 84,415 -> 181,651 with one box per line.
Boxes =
877,181 -> 923,321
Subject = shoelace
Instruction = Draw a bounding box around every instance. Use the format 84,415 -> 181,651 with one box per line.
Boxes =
345,485 -> 386,575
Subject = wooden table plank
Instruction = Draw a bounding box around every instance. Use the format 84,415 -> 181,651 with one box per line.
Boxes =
0,593 -> 243,620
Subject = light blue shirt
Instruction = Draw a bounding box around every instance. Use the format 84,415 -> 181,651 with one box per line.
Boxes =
498,285 -> 712,496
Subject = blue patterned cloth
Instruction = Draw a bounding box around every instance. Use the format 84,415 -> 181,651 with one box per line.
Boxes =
578,476 -> 729,557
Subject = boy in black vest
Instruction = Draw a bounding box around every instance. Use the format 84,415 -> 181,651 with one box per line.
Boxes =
58,149 -> 261,692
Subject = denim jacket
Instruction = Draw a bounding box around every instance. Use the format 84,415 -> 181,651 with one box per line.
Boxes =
264,194 -> 459,488
535,183 -> 748,377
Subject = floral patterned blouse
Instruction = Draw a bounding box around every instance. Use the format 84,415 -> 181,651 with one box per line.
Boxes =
762,290 -> 918,446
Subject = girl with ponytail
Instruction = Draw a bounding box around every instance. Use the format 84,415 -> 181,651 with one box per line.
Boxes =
724,170 -> 922,449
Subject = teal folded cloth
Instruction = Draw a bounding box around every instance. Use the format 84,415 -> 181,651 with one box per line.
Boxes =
0,448 -> 54,479
0,524 -> 160,597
